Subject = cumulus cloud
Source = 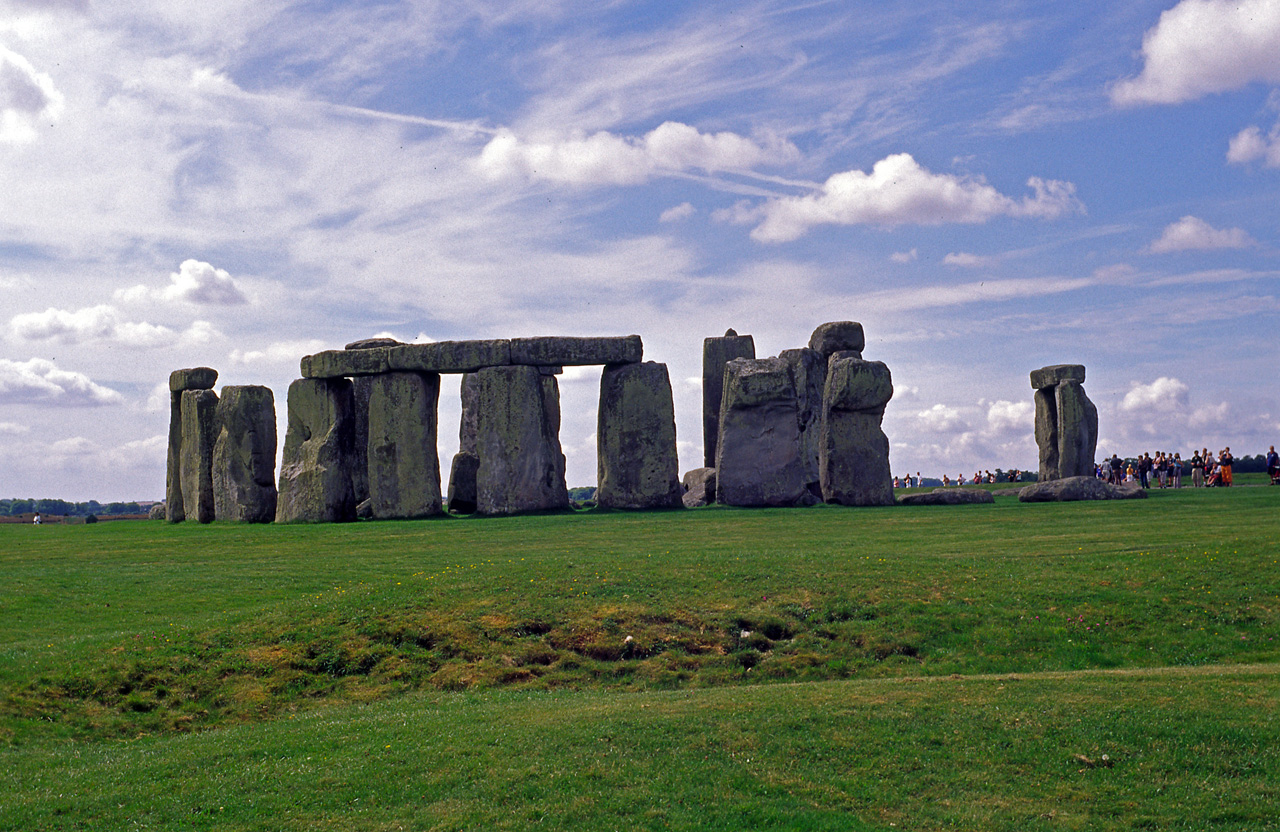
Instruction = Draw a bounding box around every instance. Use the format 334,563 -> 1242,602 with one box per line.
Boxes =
889,248 -> 918,263
886,397 -> 1038,476
1147,216 -> 1255,253
659,202 -> 696,223
476,121 -> 799,185
0,421 -> 29,434
943,252 -> 997,268
743,154 -> 1083,243
0,358 -> 123,406
228,338 -> 327,366
1112,0 -> 1280,106
1226,124 -> 1280,166
9,304 -> 217,348
0,45 -> 64,143
1121,377 -> 1190,411
116,260 -> 249,306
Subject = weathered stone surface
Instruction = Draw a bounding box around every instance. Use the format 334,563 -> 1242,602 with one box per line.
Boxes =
1056,380 -> 1097,479
350,377 -> 373,504
148,503 -> 166,520
1019,476 -> 1147,502
179,389 -> 219,524
364,372 -> 442,519
458,372 -> 481,455
346,337 -> 401,350
169,367 -> 217,392
212,385 -> 278,523
166,391 -> 184,523
819,356 -> 894,507
780,348 -> 827,497
596,362 -> 683,510
681,467 -> 716,508
716,357 -> 808,507
474,365 -> 569,515
702,332 -> 755,467
510,335 -> 642,367
301,347 -> 390,379
808,321 -> 865,359
446,451 -> 479,514
1034,387 -> 1059,481
898,488 -> 995,506
276,378 -> 357,523
387,339 -> 512,374
1030,364 -> 1085,390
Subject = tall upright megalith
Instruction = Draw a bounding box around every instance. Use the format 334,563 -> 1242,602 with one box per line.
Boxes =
276,378 -> 357,523
779,347 -> 827,499
212,385 -> 278,523
715,357 -> 808,507
179,388 -> 219,523
366,371 -> 443,519
702,329 -> 755,467
597,361 -> 683,509
819,355 -> 894,506
345,337 -> 402,505
166,367 -> 217,522
1030,364 -> 1097,481
473,365 -> 569,515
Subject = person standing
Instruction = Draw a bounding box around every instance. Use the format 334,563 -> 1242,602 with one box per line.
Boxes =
1172,453 -> 1183,488
1220,447 -> 1234,487
1267,446 -> 1278,483
1138,453 -> 1151,488
1191,450 -> 1204,487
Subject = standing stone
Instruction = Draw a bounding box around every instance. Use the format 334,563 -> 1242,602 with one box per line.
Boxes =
366,371 -> 443,519
702,329 -> 755,467
179,389 -> 219,523
212,385 -> 278,523
780,347 -> 827,499
344,338 -> 400,505
681,468 -> 716,508
1031,364 -> 1096,481
458,372 -> 481,455
446,452 -> 479,514
276,378 -> 357,523
819,356 -> 894,506
166,367 -> 217,523
597,362 -> 683,510
473,365 -> 569,515
715,357 -> 808,507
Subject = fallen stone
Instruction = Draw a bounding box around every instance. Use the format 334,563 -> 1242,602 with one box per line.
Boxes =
509,335 -> 642,366
148,503 -> 166,520
446,451 -> 479,514
702,331 -> 755,467
1030,364 -> 1085,390
387,339 -> 512,374
808,321 -> 865,359
169,367 -> 218,392
681,467 -> 716,508
898,488 -> 995,506
301,347 -> 391,379
1018,476 -> 1148,502
212,385 -> 278,523
473,365 -> 569,515
596,362 -> 683,510
276,378 -> 358,523
819,356 -> 894,507
716,357 -> 808,507
179,389 -> 219,524
366,371 -> 443,519
991,488 -> 1025,497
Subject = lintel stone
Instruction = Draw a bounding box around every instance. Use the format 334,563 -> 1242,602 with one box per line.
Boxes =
301,348 -> 391,379
1030,364 -> 1085,390
509,335 -> 642,367
387,339 -> 512,374
169,367 -> 218,392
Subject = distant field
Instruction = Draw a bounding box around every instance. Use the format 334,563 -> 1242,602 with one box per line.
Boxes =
1,484 -> 1277,830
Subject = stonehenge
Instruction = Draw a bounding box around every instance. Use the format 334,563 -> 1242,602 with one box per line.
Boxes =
161,322 -> 905,523
1031,364 -> 1098,481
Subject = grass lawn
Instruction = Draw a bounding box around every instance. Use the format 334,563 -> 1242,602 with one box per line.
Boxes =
1,481 -> 1277,829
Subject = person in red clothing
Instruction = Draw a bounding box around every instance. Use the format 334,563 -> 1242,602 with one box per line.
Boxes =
1219,447 -> 1234,487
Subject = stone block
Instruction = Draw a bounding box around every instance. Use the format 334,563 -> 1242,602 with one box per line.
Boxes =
301,347 -> 391,379
509,335 -> 642,366
366,371 -> 443,519
824,358 -> 892,413
780,347 -> 827,496
447,451 -> 479,514
1034,387 -> 1059,481
166,391 -> 184,523
715,357 -> 808,507
212,385 -> 278,523
474,365 -> 569,515
681,467 -> 716,508
1030,364 -> 1085,390
1055,380 -> 1097,479
819,355 -> 894,506
179,389 -> 219,523
596,362 -> 683,510
898,488 -> 995,505
387,339 -> 512,374
458,372 -> 481,455
276,378 -> 357,523
701,331 -> 755,467
346,337 -> 401,350
169,367 -> 218,392
808,321 -> 865,359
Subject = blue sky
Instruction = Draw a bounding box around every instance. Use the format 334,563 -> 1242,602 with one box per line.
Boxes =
1,0 -> 1278,501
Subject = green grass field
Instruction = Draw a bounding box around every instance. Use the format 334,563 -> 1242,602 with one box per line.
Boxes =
2,481 -> 1277,830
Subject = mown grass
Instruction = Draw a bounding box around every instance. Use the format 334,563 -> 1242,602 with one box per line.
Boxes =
1,483 -> 1277,829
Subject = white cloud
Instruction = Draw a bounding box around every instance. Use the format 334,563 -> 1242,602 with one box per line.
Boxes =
0,358 -> 123,406
0,45 -> 63,143
1226,124 -> 1280,166
9,304 -> 217,348
1112,0 -> 1280,107
943,252 -> 997,268
228,338 -> 327,366
476,121 -> 798,185
745,154 -> 1083,243
116,260 -> 248,306
0,421 -> 30,434
1147,216 -> 1255,253
1121,377 -> 1190,411
986,400 -> 1034,433
660,202 -> 696,223
889,248 -> 918,263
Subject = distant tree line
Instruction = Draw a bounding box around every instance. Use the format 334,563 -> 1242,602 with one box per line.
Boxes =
0,498 -> 150,517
